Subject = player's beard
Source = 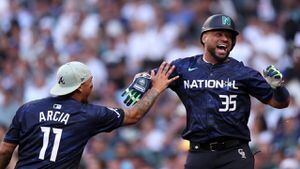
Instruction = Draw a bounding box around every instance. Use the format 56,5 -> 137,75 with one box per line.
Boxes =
208,46 -> 230,63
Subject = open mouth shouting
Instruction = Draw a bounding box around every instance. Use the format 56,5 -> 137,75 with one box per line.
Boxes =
216,43 -> 229,56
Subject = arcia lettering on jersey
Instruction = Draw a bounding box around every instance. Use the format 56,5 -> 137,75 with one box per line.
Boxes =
39,110 -> 70,125
184,79 -> 238,90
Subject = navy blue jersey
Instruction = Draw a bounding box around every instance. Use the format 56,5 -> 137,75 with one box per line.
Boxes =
4,97 -> 124,168
169,55 -> 273,143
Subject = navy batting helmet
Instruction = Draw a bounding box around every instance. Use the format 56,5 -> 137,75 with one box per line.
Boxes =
200,14 -> 239,49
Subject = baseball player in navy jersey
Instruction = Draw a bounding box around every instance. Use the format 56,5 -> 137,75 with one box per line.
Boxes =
121,14 -> 290,169
0,61 -> 178,168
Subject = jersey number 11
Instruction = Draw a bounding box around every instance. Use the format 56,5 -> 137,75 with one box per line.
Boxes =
39,127 -> 63,162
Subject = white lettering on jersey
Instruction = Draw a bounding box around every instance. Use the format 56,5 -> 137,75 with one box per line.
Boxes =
190,80 -> 198,88
60,114 -> 70,125
39,111 -> 70,125
58,112 -> 64,121
40,112 -> 46,122
53,111 -> 59,121
184,79 -> 238,89
47,111 -> 53,121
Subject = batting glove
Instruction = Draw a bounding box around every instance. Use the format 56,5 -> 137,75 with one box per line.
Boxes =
263,65 -> 283,89
121,72 -> 152,106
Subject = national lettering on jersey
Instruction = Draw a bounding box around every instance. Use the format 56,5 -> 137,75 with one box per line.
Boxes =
169,55 -> 273,143
183,79 -> 238,90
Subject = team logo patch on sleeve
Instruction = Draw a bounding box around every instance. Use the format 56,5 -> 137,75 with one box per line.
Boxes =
108,108 -> 121,118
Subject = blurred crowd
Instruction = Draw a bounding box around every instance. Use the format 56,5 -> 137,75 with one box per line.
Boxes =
0,0 -> 299,169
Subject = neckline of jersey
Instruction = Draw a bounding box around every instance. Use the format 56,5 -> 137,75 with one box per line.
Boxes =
197,55 -> 231,67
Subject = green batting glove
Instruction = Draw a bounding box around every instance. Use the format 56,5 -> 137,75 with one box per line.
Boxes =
263,65 -> 283,89
121,73 -> 152,106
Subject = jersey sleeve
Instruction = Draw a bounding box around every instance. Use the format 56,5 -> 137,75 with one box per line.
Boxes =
244,68 -> 273,103
4,105 -> 25,144
89,105 -> 125,135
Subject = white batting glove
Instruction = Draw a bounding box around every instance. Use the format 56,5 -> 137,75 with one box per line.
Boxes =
263,65 -> 284,89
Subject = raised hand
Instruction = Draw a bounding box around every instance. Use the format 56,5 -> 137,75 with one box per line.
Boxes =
122,62 -> 179,125
150,61 -> 179,94
121,62 -> 179,106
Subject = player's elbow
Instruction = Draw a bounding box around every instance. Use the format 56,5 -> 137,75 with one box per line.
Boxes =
268,97 -> 290,109
122,110 -> 145,126
273,102 -> 289,109
123,117 -> 140,126
277,99 -> 290,109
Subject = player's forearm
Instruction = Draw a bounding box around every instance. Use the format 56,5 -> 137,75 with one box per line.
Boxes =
0,156 -> 11,169
123,88 -> 160,125
0,151 -> 12,169
268,87 -> 290,108
0,142 -> 16,169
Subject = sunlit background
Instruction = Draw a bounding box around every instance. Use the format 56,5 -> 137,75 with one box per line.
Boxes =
0,0 -> 299,168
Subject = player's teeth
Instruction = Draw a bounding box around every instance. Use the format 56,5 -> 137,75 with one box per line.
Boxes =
217,44 -> 226,49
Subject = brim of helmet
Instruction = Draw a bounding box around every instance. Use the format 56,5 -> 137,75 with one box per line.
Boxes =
203,28 -> 239,36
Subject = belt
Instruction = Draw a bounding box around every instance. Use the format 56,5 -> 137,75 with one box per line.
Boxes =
190,139 -> 246,152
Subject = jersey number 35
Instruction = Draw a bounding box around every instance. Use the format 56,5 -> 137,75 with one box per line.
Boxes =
219,95 -> 237,112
